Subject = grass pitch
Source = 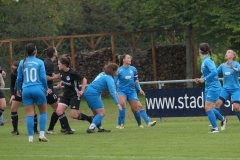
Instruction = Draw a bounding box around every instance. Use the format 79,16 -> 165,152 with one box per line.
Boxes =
0,95 -> 239,160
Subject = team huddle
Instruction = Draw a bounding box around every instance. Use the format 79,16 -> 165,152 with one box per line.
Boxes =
0,43 -> 156,142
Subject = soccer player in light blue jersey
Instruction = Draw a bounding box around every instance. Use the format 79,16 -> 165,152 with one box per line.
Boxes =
116,54 -> 156,129
84,63 -> 122,133
17,43 -> 52,142
195,43 -> 224,133
214,50 -> 240,127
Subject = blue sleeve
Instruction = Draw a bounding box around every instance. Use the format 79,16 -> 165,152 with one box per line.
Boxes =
39,61 -> 48,90
106,77 -> 119,105
204,60 -> 217,81
17,60 -> 23,91
136,83 -> 142,90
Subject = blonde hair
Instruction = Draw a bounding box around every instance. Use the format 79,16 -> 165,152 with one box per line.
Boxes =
224,50 -> 236,68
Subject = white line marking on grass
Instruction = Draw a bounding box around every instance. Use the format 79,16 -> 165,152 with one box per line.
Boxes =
1,155 -> 239,160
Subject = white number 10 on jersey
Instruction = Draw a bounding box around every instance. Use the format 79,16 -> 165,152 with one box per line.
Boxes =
24,68 -> 37,82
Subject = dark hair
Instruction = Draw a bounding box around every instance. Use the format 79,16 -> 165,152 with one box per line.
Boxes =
58,54 -> 71,68
11,61 -> 19,75
23,43 -> 37,68
119,54 -> 128,66
104,63 -> 119,77
199,43 -> 212,56
43,46 -> 55,58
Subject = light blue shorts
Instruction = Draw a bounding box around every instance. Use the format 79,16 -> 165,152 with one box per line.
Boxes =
22,85 -> 47,106
219,87 -> 240,103
118,89 -> 139,101
84,87 -> 103,110
204,88 -> 221,103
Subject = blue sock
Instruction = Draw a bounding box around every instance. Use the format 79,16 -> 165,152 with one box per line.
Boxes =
117,117 -> 121,126
213,108 -> 224,121
134,112 -> 142,126
26,116 -> 34,136
215,108 -> 220,112
206,110 -> 217,128
96,121 -> 102,128
39,113 -> 47,132
235,112 -> 240,121
117,109 -> 121,126
120,107 -> 126,125
139,110 -> 149,124
92,114 -> 103,127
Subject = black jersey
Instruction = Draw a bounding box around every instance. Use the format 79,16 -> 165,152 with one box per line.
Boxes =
44,58 -> 55,89
10,73 -> 17,95
60,68 -> 84,98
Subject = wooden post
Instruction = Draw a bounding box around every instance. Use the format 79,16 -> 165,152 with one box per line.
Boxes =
151,33 -> 157,84
70,38 -> 76,69
52,39 -> 55,47
111,35 -> 116,63
91,37 -> 95,51
9,42 -> 13,68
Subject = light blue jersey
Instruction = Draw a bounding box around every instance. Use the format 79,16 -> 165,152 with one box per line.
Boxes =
85,72 -> 119,105
201,56 -> 221,91
17,56 -> 48,106
17,56 -> 48,91
217,61 -> 240,89
217,61 -> 240,103
116,65 -> 138,92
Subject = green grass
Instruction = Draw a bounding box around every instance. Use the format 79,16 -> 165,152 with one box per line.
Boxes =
0,95 -> 239,160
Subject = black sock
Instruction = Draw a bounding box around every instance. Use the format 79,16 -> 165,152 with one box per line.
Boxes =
0,109 -> 4,116
11,112 -> 18,131
78,113 -> 92,123
34,114 -> 38,131
48,111 -> 58,131
59,114 -> 71,131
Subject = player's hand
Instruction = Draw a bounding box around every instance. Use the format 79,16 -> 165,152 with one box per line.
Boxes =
54,73 -> 61,79
56,83 -> 61,88
194,78 -> 199,84
9,95 -> 15,104
46,89 -> 52,96
139,90 -> 145,96
2,71 -> 6,78
16,91 -> 21,97
117,104 -> 122,110
78,90 -> 84,96
198,78 -> 205,83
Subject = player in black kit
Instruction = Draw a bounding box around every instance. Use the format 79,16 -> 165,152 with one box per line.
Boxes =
56,55 -> 93,134
43,46 -> 70,134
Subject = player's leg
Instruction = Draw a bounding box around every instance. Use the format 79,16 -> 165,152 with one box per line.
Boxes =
10,95 -> 21,135
117,92 -> 127,129
231,88 -> 240,122
0,90 -> 6,117
46,92 -> 59,134
34,86 -> 49,142
137,101 -> 156,127
56,98 -> 74,134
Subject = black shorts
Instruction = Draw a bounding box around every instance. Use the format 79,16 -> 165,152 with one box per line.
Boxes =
0,90 -> 4,99
59,96 -> 81,110
13,94 -> 22,102
46,91 -> 58,105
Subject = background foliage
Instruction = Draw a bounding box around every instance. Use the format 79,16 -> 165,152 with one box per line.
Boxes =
0,0 -> 239,85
